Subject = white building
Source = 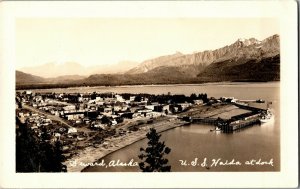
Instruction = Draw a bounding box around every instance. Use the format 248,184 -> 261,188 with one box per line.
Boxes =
145,105 -> 155,110
68,127 -> 77,133
95,97 -> 103,101
130,96 -> 136,101
115,95 -> 125,102
63,105 -> 76,111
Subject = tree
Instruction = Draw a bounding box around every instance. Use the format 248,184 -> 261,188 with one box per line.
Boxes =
38,129 -> 67,172
16,117 -> 67,172
138,128 -> 171,172
134,95 -> 142,102
91,92 -> 97,100
16,118 -> 40,172
101,115 -> 111,125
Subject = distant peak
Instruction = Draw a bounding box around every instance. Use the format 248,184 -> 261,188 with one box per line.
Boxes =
233,37 -> 260,47
237,38 -> 246,42
263,34 -> 280,41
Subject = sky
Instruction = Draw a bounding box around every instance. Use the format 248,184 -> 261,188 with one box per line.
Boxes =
16,18 -> 279,69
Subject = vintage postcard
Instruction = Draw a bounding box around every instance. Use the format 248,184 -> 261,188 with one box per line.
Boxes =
0,0 -> 298,188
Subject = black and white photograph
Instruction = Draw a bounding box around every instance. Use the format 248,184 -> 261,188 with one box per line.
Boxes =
0,0 -> 298,188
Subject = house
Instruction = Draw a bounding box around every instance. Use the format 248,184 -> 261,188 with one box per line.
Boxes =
138,109 -> 152,114
113,105 -> 123,111
125,100 -> 131,104
130,96 -> 136,101
92,123 -> 107,130
103,107 -> 112,115
54,133 -> 61,139
193,99 -> 204,105
104,98 -> 115,104
96,96 -> 103,102
149,111 -> 163,118
54,111 -> 59,117
65,113 -> 84,121
75,120 -> 82,124
178,103 -> 191,111
145,105 -> 155,110
63,105 -> 76,111
111,120 -> 117,126
96,101 -> 104,106
68,127 -> 77,133
44,118 -> 52,123
115,95 -> 125,102
132,112 -> 142,118
88,104 -> 97,111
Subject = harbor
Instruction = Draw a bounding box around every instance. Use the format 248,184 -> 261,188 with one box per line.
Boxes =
16,82 -> 280,172
179,100 -> 272,133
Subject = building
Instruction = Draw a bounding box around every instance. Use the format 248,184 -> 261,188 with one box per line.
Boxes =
193,99 -> 204,105
68,127 -> 77,133
63,105 -> 76,111
115,95 -> 125,102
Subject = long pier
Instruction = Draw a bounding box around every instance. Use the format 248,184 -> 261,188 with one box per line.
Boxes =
178,102 -> 264,133
179,115 -> 261,133
233,102 -> 267,113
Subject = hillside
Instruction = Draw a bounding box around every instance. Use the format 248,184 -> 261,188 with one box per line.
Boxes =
16,71 -> 46,84
47,75 -> 86,83
127,34 -> 280,76
197,54 -> 280,82
79,66 -> 202,86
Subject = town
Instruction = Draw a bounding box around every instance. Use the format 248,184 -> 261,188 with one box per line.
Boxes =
15,90 -> 270,172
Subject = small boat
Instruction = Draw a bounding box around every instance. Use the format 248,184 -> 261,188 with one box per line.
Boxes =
259,109 -> 274,123
256,99 -> 265,103
210,126 -> 221,132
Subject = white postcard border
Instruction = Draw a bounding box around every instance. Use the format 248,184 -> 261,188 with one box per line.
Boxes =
0,1 -> 298,188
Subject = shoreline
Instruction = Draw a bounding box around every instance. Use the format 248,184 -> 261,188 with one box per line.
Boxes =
16,81 -> 280,91
64,119 -> 188,172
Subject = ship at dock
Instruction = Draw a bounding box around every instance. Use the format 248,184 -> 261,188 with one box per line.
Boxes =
259,109 -> 274,123
179,98 -> 274,133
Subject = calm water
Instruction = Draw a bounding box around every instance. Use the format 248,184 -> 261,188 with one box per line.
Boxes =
31,82 -> 280,101
34,82 -> 280,172
81,82 -> 280,172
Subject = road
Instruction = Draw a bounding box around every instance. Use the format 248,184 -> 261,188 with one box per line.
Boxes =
48,99 -> 74,106
23,104 -> 73,129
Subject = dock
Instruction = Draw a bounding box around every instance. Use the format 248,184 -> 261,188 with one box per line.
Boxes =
178,102 -> 266,133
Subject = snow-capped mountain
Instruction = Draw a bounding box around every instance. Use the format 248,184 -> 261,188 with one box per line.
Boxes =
127,34 -> 280,74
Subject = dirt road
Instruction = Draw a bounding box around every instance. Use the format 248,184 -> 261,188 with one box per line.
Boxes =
23,104 -> 73,128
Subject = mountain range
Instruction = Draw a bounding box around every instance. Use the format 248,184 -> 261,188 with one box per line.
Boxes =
16,34 -> 280,89
19,61 -> 139,78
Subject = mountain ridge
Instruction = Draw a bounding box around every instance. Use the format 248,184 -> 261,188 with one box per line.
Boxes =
127,34 -> 279,74
16,34 -> 280,89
